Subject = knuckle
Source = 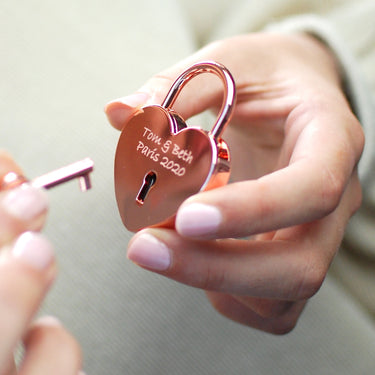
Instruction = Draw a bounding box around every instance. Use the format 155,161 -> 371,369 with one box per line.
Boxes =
261,301 -> 294,319
266,302 -> 306,335
269,318 -> 298,335
317,166 -> 344,215
27,319 -> 77,347
348,115 -> 365,158
249,298 -> 295,319
317,112 -> 364,216
143,74 -> 176,104
0,263 -> 53,321
252,180 -> 278,223
294,257 -> 327,300
198,265 -> 227,291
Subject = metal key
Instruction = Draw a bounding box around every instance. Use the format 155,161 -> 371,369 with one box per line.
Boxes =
1,158 -> 94,191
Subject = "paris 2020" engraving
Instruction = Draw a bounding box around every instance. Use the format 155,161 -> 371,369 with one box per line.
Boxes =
135,126 -> 195,176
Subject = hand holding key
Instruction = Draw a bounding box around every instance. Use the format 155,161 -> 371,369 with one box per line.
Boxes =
0,150 -> 84,374
2,157 -> 94,192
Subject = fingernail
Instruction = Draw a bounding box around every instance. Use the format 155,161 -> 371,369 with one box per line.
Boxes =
105,92 -> 150,127
12,232 -> 54,270
37,315 -> 62,327
128,232 -> 171,271
1,185 -> 48,221
176,203 -> 222,237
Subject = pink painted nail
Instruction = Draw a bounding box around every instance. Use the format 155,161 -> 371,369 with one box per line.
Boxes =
12,232 -> 54,270
1,185 -> 48,221
176,203 -> 222,237
127,232 -> 171,271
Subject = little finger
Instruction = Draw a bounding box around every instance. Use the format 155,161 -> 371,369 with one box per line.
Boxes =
206,291 -> 306,334
0,233 -> 56,368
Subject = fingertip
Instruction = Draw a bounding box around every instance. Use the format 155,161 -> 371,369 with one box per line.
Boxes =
104,92 -> 150,130
127,230 -> 171,271
34,315 -> 62,327
0,151 -> 24,181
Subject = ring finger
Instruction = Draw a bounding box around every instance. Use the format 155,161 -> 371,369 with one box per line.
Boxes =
18,316 -> 82,375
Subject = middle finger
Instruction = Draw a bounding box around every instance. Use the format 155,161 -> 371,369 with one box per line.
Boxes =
0,232 -> 55,368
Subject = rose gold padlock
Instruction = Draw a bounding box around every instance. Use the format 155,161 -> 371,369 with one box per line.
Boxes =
114,61 -> 236,232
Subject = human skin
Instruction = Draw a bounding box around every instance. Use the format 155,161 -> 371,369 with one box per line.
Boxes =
0,150 -> 82,374
106,33 -> 364,334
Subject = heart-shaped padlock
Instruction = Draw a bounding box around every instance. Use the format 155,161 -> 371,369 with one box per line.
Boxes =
114,61 -> 236,232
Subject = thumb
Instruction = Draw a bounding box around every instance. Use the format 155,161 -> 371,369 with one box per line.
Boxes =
104,58 -> 227,131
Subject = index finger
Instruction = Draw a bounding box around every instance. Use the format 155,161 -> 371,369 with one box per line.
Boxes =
0,151 -> 48,246
176,101 -> 364,239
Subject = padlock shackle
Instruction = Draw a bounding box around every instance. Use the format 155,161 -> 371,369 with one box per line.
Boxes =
161,61 -> 236,140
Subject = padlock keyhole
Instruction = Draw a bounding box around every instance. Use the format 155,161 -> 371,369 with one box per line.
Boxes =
136,171 -> 157,205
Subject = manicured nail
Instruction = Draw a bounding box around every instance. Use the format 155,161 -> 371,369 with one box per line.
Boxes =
1,185 -> 48,221
36,315 -> 62,327
105,92 -> 150,127
12,232 -> 54,270
128,232 -> 171,271
176,203 -> 222,237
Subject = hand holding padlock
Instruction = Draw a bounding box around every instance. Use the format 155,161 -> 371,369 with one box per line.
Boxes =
114,61 -> 236,232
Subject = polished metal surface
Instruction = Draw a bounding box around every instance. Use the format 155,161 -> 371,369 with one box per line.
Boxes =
115,61 -> 236,232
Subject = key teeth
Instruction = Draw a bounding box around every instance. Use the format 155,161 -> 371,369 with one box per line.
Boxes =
30,158 -> 94,191
78,174 -> 92,191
